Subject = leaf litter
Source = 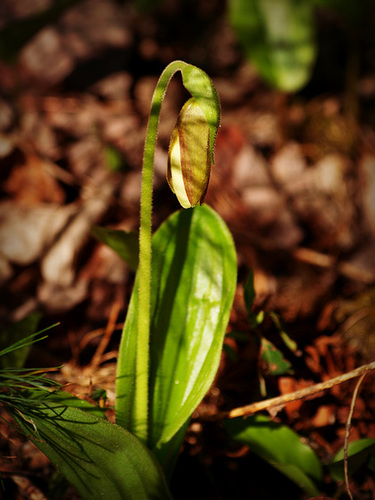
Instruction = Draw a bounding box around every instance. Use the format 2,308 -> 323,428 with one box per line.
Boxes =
0,0 -> 375,498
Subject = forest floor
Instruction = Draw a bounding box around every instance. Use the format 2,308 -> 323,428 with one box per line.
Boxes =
1,0 -> 375,499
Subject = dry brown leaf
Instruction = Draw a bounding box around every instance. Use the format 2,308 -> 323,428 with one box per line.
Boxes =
0,202 -> 76,265
4,153 -> 65,204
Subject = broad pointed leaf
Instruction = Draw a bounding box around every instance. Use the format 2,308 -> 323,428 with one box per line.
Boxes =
224,414 -> 322,496
12,398 -> 172,500
116,205 -> 237,466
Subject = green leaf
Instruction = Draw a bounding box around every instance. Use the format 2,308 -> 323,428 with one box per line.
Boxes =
48,471 -> 70,500
104,144 -> 126,172
0,313 -> 42,369
91,226 -> 139,271
269,311 -> 299,353
154,420 -> 190,480
116,205 -> 237,468
224,414 -> 322,496
229,0 -> 316,92
328,438 -> 375,481
12,399 -> 172,500
260,337 -> 293,376
23,389 -> 107,419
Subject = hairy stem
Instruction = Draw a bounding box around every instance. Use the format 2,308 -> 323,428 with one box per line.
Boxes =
135,60 -> 188,443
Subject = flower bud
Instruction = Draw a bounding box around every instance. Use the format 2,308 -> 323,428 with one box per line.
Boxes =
167,98 -> 211,209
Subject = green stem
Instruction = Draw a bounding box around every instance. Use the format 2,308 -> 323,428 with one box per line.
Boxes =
135,60 -> 188,444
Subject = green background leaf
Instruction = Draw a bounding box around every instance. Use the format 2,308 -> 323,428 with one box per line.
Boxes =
116,205 -> 237,469
329,438 -> 375,481
229,0 -> 316,92
224,414 -> 322,496
91,226 -> 139,271
104,144 -> 126,172
260,337 -> 293,376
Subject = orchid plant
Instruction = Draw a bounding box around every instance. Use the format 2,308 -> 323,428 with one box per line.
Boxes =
9,61 -> 237,499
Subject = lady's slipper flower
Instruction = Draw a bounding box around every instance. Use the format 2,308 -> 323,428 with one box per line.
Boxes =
167,97 -> 212,209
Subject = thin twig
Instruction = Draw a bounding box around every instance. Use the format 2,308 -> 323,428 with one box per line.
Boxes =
78,322 -> 124,352
89,301 -> 121,371
293,247 -> 375,284
344,371 -> 367,500
200,361 -> 375,421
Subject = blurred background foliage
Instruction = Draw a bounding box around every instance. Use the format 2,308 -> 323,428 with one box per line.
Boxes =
0,0 -> 373,94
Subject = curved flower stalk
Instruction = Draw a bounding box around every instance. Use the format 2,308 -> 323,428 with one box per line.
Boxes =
125,61 -> 221,443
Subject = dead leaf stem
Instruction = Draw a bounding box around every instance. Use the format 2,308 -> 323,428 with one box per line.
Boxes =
201,361 -> 375,421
